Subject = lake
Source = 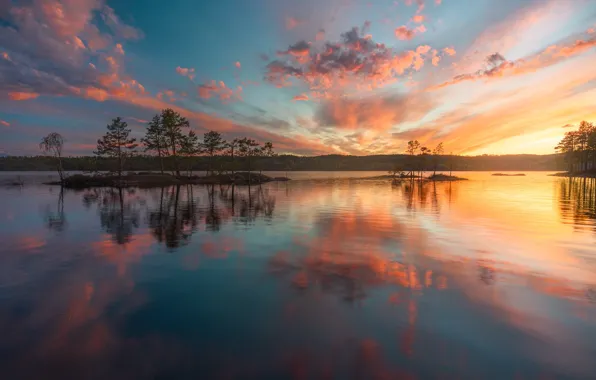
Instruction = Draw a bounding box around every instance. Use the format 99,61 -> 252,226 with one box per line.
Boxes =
1,171 -> 595,379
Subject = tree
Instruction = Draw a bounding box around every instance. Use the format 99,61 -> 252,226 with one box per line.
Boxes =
406,140 -> 420,177
237,138 -> 261,182
161,108 -> 190,176
432,142 -> 444,176
39,132 -> 65,182
179,130 -> 201,177
95,117 -> 137,178
142,114 -> 168,174
225,138 -> 241,175
419,146 -> 430,178
259,141 -> 276,175
202,131 -> 225,176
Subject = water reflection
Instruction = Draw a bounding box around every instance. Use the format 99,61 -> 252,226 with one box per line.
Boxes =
1,175 -> 595,379
558,177 -> 596,229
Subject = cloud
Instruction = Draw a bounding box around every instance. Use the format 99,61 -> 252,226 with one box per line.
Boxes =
285,16 -> 302,30
264,26 -> 439,96
443,47 -> 456,56
412,15 -> 425,23
315,92 -> 435,135
8,92 -> 40,101
394,25 -> 426,40
433,36 -> 596,89
235,61 -> 241,69
0,120 -> 9,127
292,94 -> 309,101
114,43 -> 124,55
176,66 -> 196,80
0,0 -> 144,102
198,80 -> 243,103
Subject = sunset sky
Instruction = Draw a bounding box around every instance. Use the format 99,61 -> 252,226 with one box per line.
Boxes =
1,0 -> 595,156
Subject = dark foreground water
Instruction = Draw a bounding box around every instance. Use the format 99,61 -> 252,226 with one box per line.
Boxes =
1,172 -> 596,379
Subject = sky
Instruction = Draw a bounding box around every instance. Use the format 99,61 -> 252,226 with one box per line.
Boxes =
1,0 -> 596,156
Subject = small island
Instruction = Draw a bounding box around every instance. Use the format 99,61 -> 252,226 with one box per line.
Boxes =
46,172 -> 290,189
492,173 -> 526,176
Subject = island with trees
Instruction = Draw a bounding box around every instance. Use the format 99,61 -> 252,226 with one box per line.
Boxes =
39,108 -> 287,188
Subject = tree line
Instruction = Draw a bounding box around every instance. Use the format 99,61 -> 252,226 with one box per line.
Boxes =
555,121 -> 596,173
37,108 -> 276,180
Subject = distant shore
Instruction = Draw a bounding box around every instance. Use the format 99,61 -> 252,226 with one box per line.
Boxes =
549,171 -> 596,178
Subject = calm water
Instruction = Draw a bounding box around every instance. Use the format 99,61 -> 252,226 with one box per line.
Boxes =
1,172 -> 596,379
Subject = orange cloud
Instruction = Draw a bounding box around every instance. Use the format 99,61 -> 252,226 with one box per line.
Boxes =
8,92 -> 40,101
292,94 -> 309,101
412,14 -> 425,23
114,43 -> 124,54
443,46 -> 456,56
0,120 -> 9,127
395,24 -> 426,40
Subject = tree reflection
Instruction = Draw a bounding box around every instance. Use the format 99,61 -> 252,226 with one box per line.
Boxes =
148,186 -> 198,249
145,184 -> 277,249
43,187 -> 67,232
82,188 -> 141,244
557,177 -> 596,229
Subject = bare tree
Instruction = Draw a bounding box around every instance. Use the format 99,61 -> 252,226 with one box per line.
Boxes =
39,132 -> 65,182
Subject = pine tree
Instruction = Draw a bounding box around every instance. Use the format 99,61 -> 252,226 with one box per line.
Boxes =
203,131 -> 225,176
142,114 -> 168,174
179,130 -> 201,177
237,138 -> 261,182
161,108 -> 190,176
95,117 -> 137,178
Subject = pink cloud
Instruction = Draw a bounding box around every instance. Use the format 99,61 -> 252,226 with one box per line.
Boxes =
8,92 -> 40,101
395,26 -> 415,40
265,26 -> 439,96
198,80 -> 243,103
433,38 -> 596,90
0,120 -> 10,127
114,43 -> 124,54
176,66 -> 196,80
235,61 -> 241,69
292,94 -> 309,101
285,16 -> 302,30
436,0 -> 442,4
395,25 -> 426,40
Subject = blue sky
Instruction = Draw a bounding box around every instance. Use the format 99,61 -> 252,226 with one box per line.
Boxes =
1,0 -> 596,155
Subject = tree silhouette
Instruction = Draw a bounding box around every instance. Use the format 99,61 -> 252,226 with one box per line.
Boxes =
141,114 -> 168,174
237,138 -> 261,182
160,108 -> 190,176
202,131 -> 225,176
95,117 -> 137,179
432,142 -> 444,176
39,132 -> 65,182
